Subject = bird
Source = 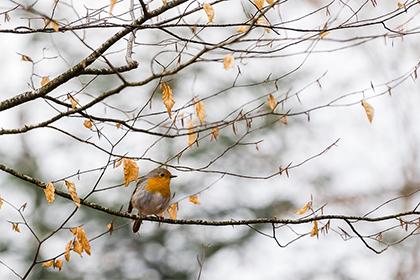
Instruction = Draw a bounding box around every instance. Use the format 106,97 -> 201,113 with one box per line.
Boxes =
128,167 -> 177,233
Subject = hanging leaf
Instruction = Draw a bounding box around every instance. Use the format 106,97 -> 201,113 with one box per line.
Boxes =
65,180 -> 80,207
123,158 -> 139,186
64,240 -> 72,262
40,76 -> 50,87
211,127 -> 219,141
254,0 -> 264,9
67,94 -> 78,109
194,98 -> 206,125
107,222 -> 114,235
167,203 -> 178,219
0,195 -> 3,209
83,119 -> 93,129
267,94 -> 277,111
223,54 -> 234,70
310,220 -> 319,237
11,223 -> 20,233
72,239 -> 83,256
42,260 -> 54,268
361,100 -> 374,123
161,82 -> 175,118
70,226 -> 91,255
203,3 -> 214,23
54,259 -> 63,271
280,115 -> 288,125
20,54 -> 33,62
49,19 -> 60,32
266,0 -> 274,4
44,182 -> 55,204
237,26 -> 249,33
110,0 -> 117,14
296,201 -> 312,215
188,120 -> 197,147
188,194 -> 200,205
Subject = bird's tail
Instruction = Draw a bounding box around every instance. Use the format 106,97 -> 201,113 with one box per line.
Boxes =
132,219 -> 143,233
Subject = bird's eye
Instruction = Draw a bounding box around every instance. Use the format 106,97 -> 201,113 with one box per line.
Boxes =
159,173 -> 165,177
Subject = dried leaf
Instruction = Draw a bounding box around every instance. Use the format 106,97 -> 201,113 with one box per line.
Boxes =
267,94 -> 276,111
162,0 -> 168,6
42,260 -> 54,268
114,158 -> 123,168
20,54 -> 33,62
296,201 -> 312,215
236,26 -> 249,33
397,2 -> 406,9
116,122 -> 122,129
83,119 -> 93,129
194,98 -> 206,125
123,158 -> 139,186
188,194 -> 200,205
223,54 -> 234,70
65,180 -> 80,207
64,240 -> 72,262
188,120 -> 197,147
44,182 -> 55,204
361,100 -> 374,123
0,195 -> 3,209
254,0 -> 264,9
77,227 -> 91,255
41,76 -> 50,87
67,94 -> 78,109
161,82 -> 175,118
167,203 -> 178,219
72,239 -> 83,256
280,115 -> 288,125
12,223 -> 20,233
107,222 -> 114,235
256,17 -> 270,32
203,3 -> 214,23
310,220 -> 319,237
50,20 -> 59,32
211,127 -> 219,141
266,0 -> 274,4
54,259 -> 63,271
110,0 -> 117,14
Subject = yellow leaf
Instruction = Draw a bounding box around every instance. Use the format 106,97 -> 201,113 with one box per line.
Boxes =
254,0 -> 264,9
194,98 -> 206,125
0,195 -> 3,209
167,203 -> 178,219
107,222 -> 114,235
110,0 -> 117,14
65,180 -> 80,207
123,158 -> 139,186
69,227 -> 77,235
397,2 -> 406,9
77,227 -> 91,255
203,3 -> 214,23
116,122 -> 122,129
236,26 -> 249,33
310,220 -> 319,237
296,201 -> 312,215
50,20 -> 59,32
223,54 -> 234,70
67,94 -> 78,109
161,82 -> 175,118
41,76 -> 50,87
361,100 -> 374,123
64,240 -> 72,262
21,54 -> 33,62
12,223 -> 20,233
54,259 -> 63,271
44,182 -> 55,204
162,0 -> 168,6
188,194 -> 200,205
42,260 -> 54,268
267,94 -> 276,111
211,127 -> 219,141
280,115 -> 288,125
187,120 -> 197,147
72,239 -> 83,256
266,0 -> 274,4
83,119 -> 93,129
256,17 -> 270,32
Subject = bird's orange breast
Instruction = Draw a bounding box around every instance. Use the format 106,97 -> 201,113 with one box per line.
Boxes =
144,177 -> 171,197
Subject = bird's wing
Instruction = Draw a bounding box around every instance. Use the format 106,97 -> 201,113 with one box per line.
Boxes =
128,176 -> 147,213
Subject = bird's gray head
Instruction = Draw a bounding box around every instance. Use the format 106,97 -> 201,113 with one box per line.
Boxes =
145,168 -> 177,179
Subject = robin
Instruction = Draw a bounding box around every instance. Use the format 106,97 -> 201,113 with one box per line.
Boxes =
128,167 -> 177,233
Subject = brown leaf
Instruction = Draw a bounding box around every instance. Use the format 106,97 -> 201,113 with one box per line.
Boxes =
188,120 -> 197,147
11,223 -> 20,233
44,182 -> 55,204
64,240 -> 72,262
49,20 -> 59,32
211,127 -> 219,141
54,259 -> 63,271
267,94 -> 276,111
0,195 -> 3,209
188,194 -> 200,205
77,227 -> 91,255
123,158 -> 139,186
223,54 -> 234,70
83,119 -> 93,129
67,94 -> 78,109
65,180 -> 80,207
161,82 -> 175,118
167,203 -> 178,219
42,260 -> 54,268
107,222 -> 114,235
310,220 -> 319,237
110,0 -> 117,14
203,3 -> 214,23
266,0 -> 274,4
361,100 -> 374,123
254,0 -> 264,9
296,201 -> 312,215
279,115 -> 288,125
72,239 -> 83,256
116,122 -> 122,129
194,98 -> 206,125
236,26 -> 249,33
41,76 -> 50,87
20,54 -> 33,62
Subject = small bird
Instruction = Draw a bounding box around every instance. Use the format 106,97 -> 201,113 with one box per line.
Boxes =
128,167 -> 177,233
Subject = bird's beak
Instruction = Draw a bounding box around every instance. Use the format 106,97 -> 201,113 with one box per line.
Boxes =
170,175 -> 177,178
